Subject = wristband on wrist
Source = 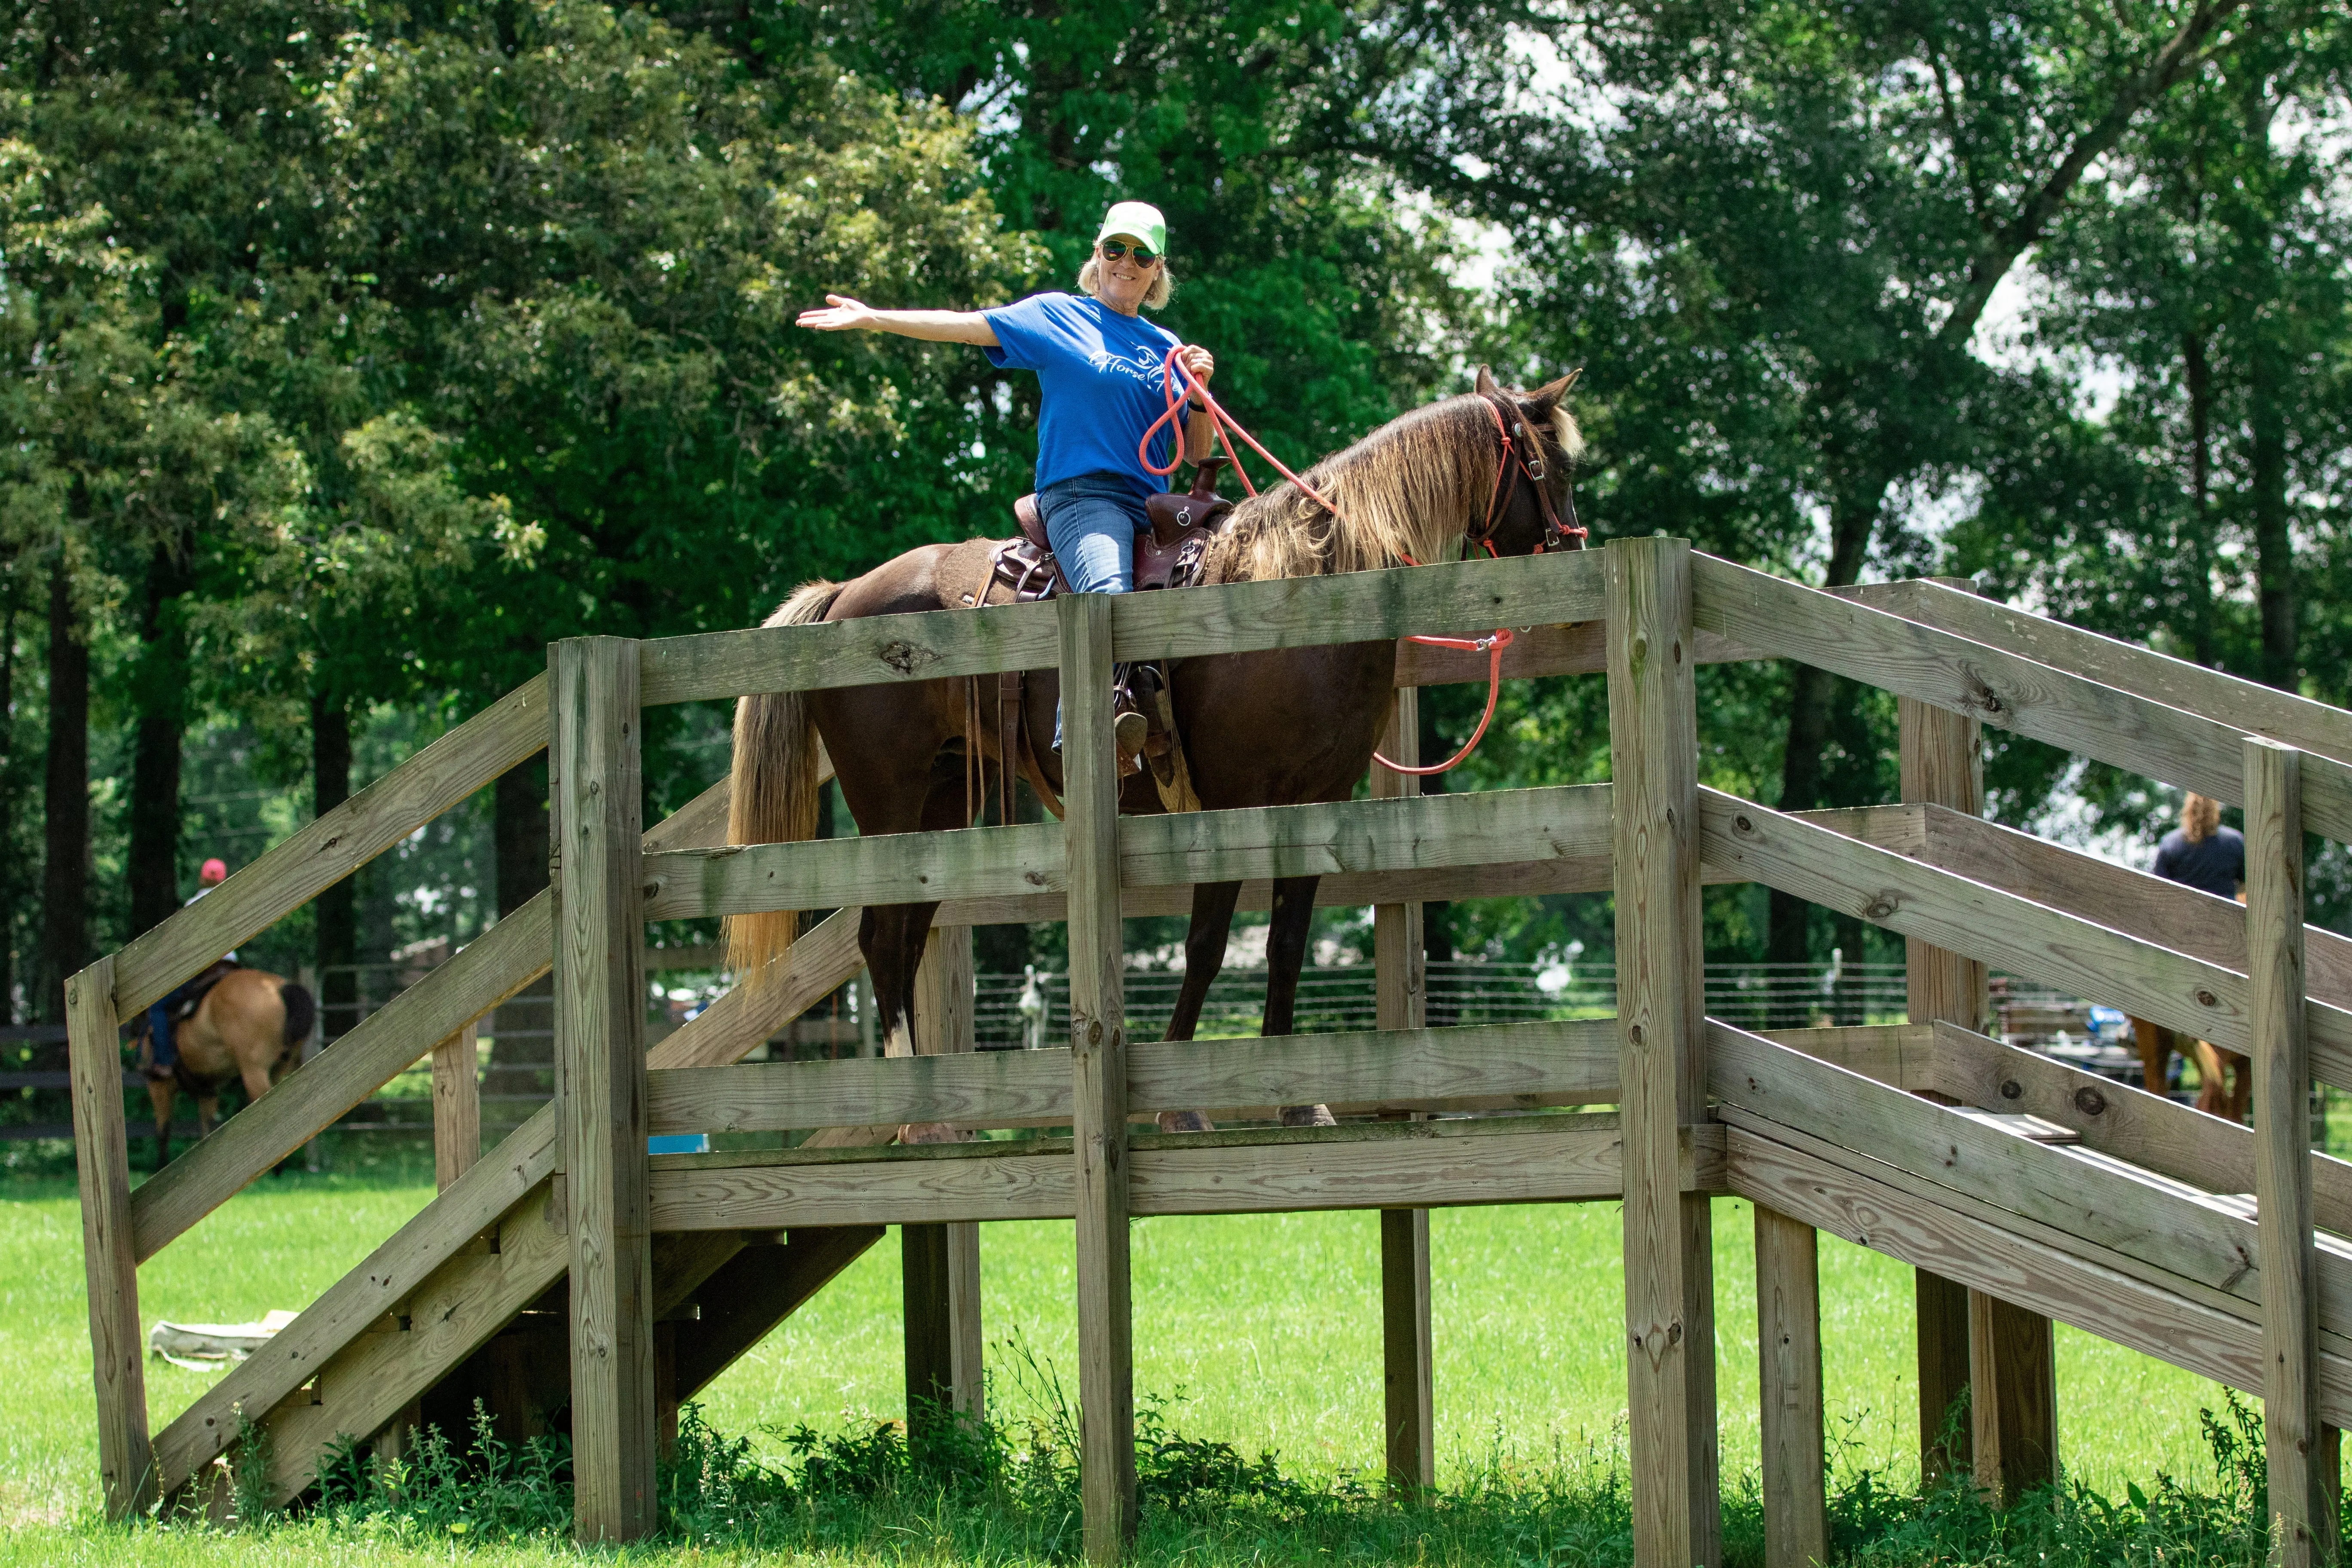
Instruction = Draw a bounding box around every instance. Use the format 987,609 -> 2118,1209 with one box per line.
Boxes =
1186,399 -> 1210,413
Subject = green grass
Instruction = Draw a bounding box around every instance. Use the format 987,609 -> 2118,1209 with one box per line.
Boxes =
0,1140 -> 2290,1563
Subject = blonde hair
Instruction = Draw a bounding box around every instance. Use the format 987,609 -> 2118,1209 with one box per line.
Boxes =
1078,253 -> 1175,310
1201,394 -> 1585,583
2180,793 -> 2221,843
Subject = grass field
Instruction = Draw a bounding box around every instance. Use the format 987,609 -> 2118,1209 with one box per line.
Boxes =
0,1133 -> 2275,1563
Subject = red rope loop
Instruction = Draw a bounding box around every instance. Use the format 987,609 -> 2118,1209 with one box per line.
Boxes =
1373,629 -> 1513,776
1142,346 -> 1513,779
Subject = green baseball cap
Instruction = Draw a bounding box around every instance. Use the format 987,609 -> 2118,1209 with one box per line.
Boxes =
1095,200 -> 1168,256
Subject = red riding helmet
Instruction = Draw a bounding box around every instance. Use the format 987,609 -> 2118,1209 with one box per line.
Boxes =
199,858 -> 229,884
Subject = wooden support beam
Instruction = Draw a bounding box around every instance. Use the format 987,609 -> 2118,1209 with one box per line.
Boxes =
906,925 -> 984,1443
1063,593 -> 1135,1562
1968,1292 -> 2057,1503
1607,536 -> 1721,1568
432,1023 -> 481,1191
551,637 -> 656,1543
1372,689 -> 1435,1496
2249,738 -> 2329,1564
1755,1204 -> 1825,1568
69,954 -> 153,1521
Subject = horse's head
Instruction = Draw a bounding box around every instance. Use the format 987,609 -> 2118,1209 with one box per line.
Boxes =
1466,367 -> 1585,557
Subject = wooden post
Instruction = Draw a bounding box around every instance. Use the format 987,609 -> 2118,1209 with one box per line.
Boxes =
1606,536 -> 1721,1568
1061,592 -> 1134,1560
69,953 -> 154,1521
1373,688 -> 1436,1494
1898,673 -> 2050,1493
2249,736 -> 2328,1563
431,1021 -> 481,1191
550,637 -> 656,1543
1755,1204 -> 1825,1568
906,926 -> 985,1441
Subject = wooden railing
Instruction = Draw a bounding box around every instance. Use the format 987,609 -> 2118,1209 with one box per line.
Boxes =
66,538 -> 2352,1565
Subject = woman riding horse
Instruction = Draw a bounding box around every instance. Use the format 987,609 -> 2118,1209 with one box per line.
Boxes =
799,199 -> 1215,766
756,209 -> 1584,1106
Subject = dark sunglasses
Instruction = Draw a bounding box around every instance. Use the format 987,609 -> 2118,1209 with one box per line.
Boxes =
1098,239 -> 1159,266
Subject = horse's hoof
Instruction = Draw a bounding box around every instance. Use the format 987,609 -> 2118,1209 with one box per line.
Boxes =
900,1121 -> 959,1146
1157,1110 -> 1215,1133
1278,1104 -> 1337,1128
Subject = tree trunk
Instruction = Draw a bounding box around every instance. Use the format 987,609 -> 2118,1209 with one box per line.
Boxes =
126,546 -> 190,937
2248,334 -> 2294,691
2181,328 -> 2218,668
313,695 -> 357,1041
38,558 -> 89,1023
495,759 -> 549,918
0,600 -> 15,1023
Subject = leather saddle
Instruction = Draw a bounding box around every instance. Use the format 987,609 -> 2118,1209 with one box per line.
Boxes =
989,457 -> 1234,604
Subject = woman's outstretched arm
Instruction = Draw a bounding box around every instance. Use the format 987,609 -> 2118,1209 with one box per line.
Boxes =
797,294 -> 998,346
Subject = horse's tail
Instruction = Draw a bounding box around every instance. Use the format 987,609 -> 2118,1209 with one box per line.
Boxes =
278,982 -> 316,1056
725,579 -> 842,982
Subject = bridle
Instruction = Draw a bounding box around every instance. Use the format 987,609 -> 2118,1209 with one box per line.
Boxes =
1467,391 -> 1584,554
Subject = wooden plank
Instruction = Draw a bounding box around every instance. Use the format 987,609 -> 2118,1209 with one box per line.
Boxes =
1698,789 -> 2253,1057
640,598 -> 1059,707
1755,1204 -> 1825,1568
112,674 -> 548,1017
551,637 -> 655,1543
1063,593 -> 1134,1564
1909,802 -> 2352,1014
644,820 -> 1060,921
1968,1292 -> 2056,1502
1113,550 -> 1607,665
670,1227 -> 889,1402
2248,738 -> 2325,1565
1691,555 -> 2286,830
648,1019 -> 1619,1136
1926,1021 -> 2352,1242
646,783 -> 1613,922
1372,689 -> 1434,1498
129,891 -> 553,1265
69,956 -> 153,1521
431,1023 -> 481,1192
644,1116 -> 1721,1228
1708,1023 -> 2352,1332
1116,783 -> 1613,893
1393,620 -> 1761,687
1849,579 -> 2352,766
1724,1125 -> 2352,1431
1752,1021 -> 1939,1091
1606,537 -> 1720,1568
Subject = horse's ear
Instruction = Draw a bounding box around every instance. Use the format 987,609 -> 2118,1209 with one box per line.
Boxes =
1473,365 -> 1502,398
1526,369 -> 1583,413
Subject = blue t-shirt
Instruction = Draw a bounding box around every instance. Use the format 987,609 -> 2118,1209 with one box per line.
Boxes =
2153,826 -> 2244,900
983,292 -> 1183,499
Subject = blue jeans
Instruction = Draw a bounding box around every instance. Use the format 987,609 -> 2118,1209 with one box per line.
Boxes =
148,982 -> 197,1069
1038,474 -> 1149,746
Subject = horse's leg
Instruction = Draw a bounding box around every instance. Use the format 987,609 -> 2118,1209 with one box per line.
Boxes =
196,1093 -> 220,1141
1153,881 -> 1243,1133
2225,1048 -> 2254,1122
148,1079 -> 175,1171
2193,1038 -> 2231,1117
2132,1017 -> 2171,1096
1262,875 -> 1336,1128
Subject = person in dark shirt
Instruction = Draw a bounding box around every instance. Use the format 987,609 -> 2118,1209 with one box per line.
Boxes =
2152,791 -> 2244,900
2135,793 -> 2248,1118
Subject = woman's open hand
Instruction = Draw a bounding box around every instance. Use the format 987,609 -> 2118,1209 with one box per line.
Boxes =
799,294 -> 879,332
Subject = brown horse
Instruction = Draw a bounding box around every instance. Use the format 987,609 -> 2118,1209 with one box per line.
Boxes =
727,369 -> 1582,1125
138,969 -> 317,1168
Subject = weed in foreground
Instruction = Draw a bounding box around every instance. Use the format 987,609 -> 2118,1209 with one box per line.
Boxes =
190,1357 -> 2293,1565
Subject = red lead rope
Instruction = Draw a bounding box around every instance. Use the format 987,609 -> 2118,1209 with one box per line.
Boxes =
1139,345 -> 1511,779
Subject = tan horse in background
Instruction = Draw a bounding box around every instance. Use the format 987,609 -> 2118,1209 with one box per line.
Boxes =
2132,1018 -> 2251,1121
138,968 -> 316,1169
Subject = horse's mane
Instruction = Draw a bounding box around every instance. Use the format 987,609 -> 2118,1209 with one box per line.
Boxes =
1200,393 -> 1584,584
